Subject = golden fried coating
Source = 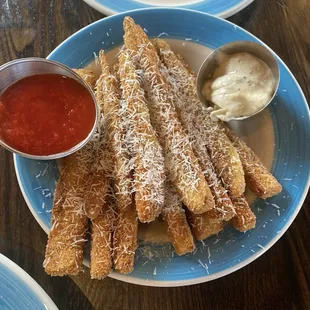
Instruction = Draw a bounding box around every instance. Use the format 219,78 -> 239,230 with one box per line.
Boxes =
187,210 -> 224,241
119,49 -> 165,222
231,196 -> 256,232
97,51 -> 132,212
123,16 -> 212,214
97,51 -> 138,274
224,125 -> 282,199
152,39 -> 245,198
90,204 -> 114,279
162,180 -> 196,255
113,207 -> 138,274
44,158 -> 89,276
83,172 -> 109,220
154,39 -> 236,221
73,69 -> 96,90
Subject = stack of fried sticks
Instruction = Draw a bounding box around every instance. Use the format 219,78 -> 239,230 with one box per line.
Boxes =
43,17 -> 282,279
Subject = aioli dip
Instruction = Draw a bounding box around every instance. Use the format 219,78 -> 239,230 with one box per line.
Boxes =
202,52 -> 275,121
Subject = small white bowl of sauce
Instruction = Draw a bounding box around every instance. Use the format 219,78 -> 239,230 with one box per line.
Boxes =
196,41 -> 280,122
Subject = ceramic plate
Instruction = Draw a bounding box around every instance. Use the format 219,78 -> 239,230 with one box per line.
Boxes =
14,8 -> 310,287
0,254 -> 58,309
83,0 -> 254,18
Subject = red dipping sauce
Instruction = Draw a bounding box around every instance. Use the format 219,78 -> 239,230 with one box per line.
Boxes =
0,74 -> 96,156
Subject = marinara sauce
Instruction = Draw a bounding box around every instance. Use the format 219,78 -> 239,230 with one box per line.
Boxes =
0,74 -> 96,156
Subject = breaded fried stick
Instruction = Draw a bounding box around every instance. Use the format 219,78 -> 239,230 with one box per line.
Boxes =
187,209 -> 224,241
44,155 -> 90,276
167,50 -> 259,232
73,66 -> 115,278
231,196 -> 256,232
117,45 -> 195,252
152,40 -> 257,234
162,180 -> 196,255
90,202 -> 115,279
118,49 -> 165,223
113,206 -> 138,274
96,51 -> 138,274
157,46 -> 257,232
44,70 -> 98,276
73,69 -> 96,90
83,172 -> 109,220
96,51 -> 132,212
154,39 -> 236,222
224,125 -> 282,199
153,39 -> 245,198
123,16 -> 213,214
86,171 -> 113,279
72,62 -> 117,278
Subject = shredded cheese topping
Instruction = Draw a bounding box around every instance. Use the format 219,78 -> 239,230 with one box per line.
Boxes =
154,39 -> 235,220
153,40 -> 245,198
118,49 -> 165,222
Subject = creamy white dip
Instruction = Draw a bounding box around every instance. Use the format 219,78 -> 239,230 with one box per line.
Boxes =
202,52 -> 275,121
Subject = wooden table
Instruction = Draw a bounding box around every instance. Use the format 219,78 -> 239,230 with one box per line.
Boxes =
0,1 -> 309,309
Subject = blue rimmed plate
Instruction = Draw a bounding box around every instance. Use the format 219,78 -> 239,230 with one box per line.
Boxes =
14,8 -> 310,287
0,254 -> 58,309
83,0 -> 254,18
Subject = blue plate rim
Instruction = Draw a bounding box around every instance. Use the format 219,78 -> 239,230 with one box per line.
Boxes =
0,254 -> 58,309
13,7 -> 310,287
83,0 -> 254,19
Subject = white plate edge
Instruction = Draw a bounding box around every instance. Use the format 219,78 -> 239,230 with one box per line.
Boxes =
0,254 -> 58,309
82,0 -> 254,18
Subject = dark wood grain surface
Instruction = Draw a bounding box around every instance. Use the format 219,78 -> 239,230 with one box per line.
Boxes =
0,1 -> 309,309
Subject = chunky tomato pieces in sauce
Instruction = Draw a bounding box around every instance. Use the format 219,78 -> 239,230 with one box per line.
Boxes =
0,74 -> 96,156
